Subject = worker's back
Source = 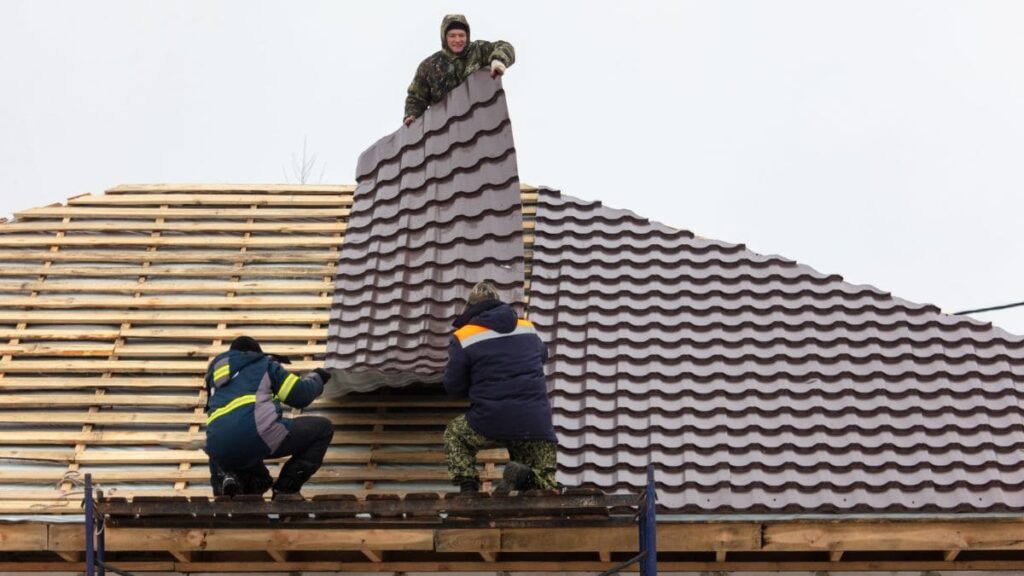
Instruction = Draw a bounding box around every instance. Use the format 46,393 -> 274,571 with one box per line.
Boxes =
444,300 -> 556,442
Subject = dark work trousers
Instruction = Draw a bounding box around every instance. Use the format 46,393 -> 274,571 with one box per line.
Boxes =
209,415 -> 334,495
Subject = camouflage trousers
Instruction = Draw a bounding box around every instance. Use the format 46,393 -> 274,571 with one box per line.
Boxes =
443,414 -> 557,489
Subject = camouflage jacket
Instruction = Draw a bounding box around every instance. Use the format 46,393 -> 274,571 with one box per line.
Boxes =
404,14 -> 515,120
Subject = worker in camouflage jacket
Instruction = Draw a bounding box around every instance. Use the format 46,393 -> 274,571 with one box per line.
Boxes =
404,14 -> 515,125
204,336 -> 334,499
443,282 -> 557,494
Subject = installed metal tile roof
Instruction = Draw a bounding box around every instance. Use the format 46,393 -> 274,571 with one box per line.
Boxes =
529,187 -> 1024,514
326,70 -> 524,393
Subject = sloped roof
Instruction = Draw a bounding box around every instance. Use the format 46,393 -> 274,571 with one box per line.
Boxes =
3,193 -> 1021,517
1,184 -> 1023,573
326,71 -> 524,393
0,183 -> 536,514
531,188 -> 1024,513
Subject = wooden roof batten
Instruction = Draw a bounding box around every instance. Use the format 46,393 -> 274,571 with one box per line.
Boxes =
0,183 -> 1021,572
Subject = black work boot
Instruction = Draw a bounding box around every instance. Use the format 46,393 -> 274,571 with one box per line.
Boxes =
220,473 -> 241,498
493,461 -> 533,493
271,490 -> 305,502
272,462 -> 313,500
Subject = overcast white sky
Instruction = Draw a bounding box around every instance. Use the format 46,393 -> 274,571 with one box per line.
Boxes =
1,1 -> 1023,333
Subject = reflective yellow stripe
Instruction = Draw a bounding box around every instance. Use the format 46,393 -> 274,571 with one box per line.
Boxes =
277,374 -> 299,402
213,365 -> 231,380
206,394 -> 256,425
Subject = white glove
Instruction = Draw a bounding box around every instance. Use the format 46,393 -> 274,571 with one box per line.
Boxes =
490,59 -> 507,78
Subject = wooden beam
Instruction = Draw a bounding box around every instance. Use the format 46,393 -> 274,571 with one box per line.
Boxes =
0,294 -> 331,309
0,412 -> 203,425
0,411 -> 459,427
0,310 -> 327,325
0,249 -> 339,264
121,327 -> 327,340
0,429 -> 444,447
361,549 -> 383,562
49,525 -> 436,552
0,343 -> 115,356
0,562 -> 173,572
0,523 -> 47,550
479,551 -> 496,562
99,183 -> 533,195
159,560 -> 1024,573
0,392 -> 204,406
0,359 -> 316,375
0,430 -> 200,446
121,326 -> 327,340
0,377 -> 202,390
598,550 -> 611,562
763,519 -> 1024,552
105,183 -> 355,194
67,193 -> 351,207
0,265 -> 338,278
0,279 -> 332,294
945,549 -> 961,561
71,447 -> 505,466
505,524 -> 761,553
0,466 -> 484,484
169,550 -> 193,563
55,552 -> 82,562
266,550 -> 288,562
0,221 -> 344,233
0,449 -> 74,463
0,235 -> 344,248
830,549 -> 844,562
0,500 -> 82,514
16,206 -> 351,220
434,529 -> 501,553
0,328 -> 121,340
716,550 -> 727,562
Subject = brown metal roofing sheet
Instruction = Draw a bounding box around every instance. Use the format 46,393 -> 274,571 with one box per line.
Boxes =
325,70 -> 523,394
528,187 -> 1024,514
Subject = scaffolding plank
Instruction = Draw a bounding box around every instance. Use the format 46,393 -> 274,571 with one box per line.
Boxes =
0,523 -> 48,551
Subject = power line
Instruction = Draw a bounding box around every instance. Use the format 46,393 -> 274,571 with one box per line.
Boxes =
954,301 -> 1024,316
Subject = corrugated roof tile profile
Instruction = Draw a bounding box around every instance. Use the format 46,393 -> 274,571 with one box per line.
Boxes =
529,187 -> 1024,514
326,70 -> 524,394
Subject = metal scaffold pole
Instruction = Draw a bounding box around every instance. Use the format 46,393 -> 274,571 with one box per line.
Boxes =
640,463 -> 657,576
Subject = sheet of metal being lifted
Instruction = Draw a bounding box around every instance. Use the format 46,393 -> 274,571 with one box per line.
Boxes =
325,68 -> 525,396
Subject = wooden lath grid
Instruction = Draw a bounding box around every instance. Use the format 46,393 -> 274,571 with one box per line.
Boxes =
0,184 -> 539,513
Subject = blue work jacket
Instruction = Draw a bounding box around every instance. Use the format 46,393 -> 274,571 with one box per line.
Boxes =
443,300 -> 557,442
203,350 -> 324,468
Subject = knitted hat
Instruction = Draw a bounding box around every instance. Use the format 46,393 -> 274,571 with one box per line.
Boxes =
230,336 -> 263,354
445,20 -> 469,34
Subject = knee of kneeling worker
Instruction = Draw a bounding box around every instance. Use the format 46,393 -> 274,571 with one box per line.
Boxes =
314,417 -> 335,440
